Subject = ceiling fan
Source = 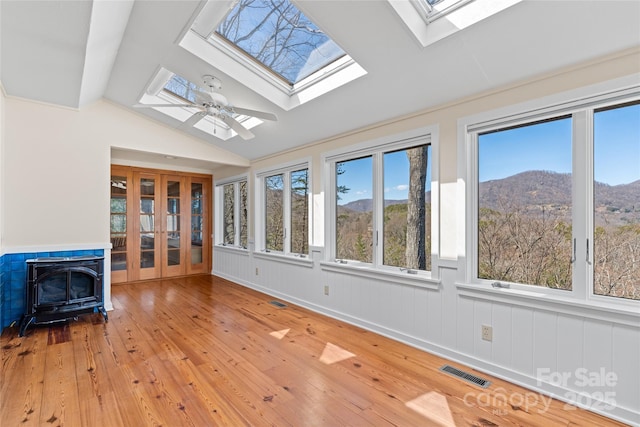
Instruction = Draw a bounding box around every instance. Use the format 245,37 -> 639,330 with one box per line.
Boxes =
134,75 -> 277,140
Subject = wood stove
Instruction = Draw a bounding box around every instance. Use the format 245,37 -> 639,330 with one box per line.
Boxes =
19,256 -> 108,336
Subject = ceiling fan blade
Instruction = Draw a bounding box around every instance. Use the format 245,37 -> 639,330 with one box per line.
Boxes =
133,103 -> 196,108
221,115 -> 255,140
231,106 -> 278,121
182,111 -> 208,128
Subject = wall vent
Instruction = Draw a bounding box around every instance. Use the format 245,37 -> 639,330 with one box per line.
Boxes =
269,300 -> 287,308
439,365 -> 491,388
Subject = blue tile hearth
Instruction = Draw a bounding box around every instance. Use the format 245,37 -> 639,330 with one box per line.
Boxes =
0,249 -> 104,331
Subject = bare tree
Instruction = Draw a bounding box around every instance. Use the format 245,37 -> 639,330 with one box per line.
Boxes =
217,0 -> 338,83
405,146 -> 428,270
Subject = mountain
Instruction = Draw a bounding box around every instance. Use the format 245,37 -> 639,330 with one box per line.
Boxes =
341,193 -> 432,213
341,199 -> 407,213
480,170 -> 639,215
339,170 -> 639,224
479,170 -> 572,208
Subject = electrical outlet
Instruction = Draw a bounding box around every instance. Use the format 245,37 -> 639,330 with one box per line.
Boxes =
481,325 -> 493,342
255,267 -> 259,275
324,285 -> 329,296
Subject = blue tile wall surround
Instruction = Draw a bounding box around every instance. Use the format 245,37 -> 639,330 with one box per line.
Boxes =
0,249 -> 104,332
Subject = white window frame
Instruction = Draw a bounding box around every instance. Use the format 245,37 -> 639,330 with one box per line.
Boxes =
254,158 -> 312,259
321,126 -> 440,288
185,1 -> 367,111
457,75 -> 640,323
214,175 -> 248,250
388,0 -> 521,47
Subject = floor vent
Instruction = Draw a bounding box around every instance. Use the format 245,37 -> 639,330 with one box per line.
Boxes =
439,365 -> 491,388
269,300 -> 287,308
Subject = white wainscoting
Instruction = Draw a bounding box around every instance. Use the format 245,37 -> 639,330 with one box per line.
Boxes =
213,249 -> 640,425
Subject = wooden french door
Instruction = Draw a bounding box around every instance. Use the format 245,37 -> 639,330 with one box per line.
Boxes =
110,166 -> 211,283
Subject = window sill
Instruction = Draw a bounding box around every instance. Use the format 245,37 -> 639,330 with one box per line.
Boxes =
253,251 -> 314,268
214,244 -> 250,256
320,261 -> 440,290
456,282 -> 640,327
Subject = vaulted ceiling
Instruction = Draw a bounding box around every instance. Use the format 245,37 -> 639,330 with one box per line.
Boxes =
2,0 -> 639,163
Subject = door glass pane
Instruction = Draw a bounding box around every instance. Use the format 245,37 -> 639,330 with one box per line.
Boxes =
167,198 -> 180,214
111,235 -> 127,252
141,232 -> 155,249
192,182 -> 205,265
140,198 -> 155,233
192,184 -> 203,214
167,216 -> 180,234
383,144 -> 431,271
191,248 -> 203,264
167,180 -> 180,197
593,102 -> 640,300
167,249 -> 180,266
167,180 -> 181,266
141,251 -> 155,268
111,175 -> 128,273
140,176 -> 155,265
265,174 -> 284,251
141,178 -> 155,196
110,215 -> 127,233
336,157 -> 373,262
478,117 -> 573,289
111,253 -> 127,271
111,176 -> 127,195
111,197 -> 126,213
192,216 -> 203,232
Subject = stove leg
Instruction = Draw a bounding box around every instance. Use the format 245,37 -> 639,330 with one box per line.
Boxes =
98,306 -> 108,322
18,315 -> 35,337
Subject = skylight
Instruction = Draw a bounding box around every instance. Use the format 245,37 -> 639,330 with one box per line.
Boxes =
215,0 -> 346,85
164,74 -> 200,103
388,0 -> 522,47
184,0 -> 366,111
418,0 -> 474,22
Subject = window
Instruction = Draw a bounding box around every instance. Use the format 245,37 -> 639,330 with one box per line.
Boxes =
389,0 -> 521,47
265,174 -> 285,251
465,89 -> 639,302
478,117 -> 573,290
216,178 -> 248,248
593,102 -> 640,300
336,156 -> 372,263
185,1 -> 366,110
290,169 -> 310,255
257,162 -> 310,256
416,0 -> 474,22
164,74 -> 200,103
215,0 -> 346,85
328,133 -> 434,274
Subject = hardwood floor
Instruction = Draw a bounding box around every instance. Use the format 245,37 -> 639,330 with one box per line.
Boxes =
1,275 -> 626,426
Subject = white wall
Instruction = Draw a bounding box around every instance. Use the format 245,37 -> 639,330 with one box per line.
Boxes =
3,97 -> 248,311
1,84 -> 5,253
212,50 -> 640,425
3,98 -> 245,248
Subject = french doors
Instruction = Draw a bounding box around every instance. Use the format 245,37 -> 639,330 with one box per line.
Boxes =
110,166 -> 211,283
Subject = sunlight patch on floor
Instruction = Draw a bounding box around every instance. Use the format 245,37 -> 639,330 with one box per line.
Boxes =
406,391 -> 455,426
319,342 -> 356,365
269,328 -> 291,339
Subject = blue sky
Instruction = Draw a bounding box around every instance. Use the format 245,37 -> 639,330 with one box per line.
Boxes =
479,104 -> 639,184
337,146 -> 433,205
337,103 -> 638,205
